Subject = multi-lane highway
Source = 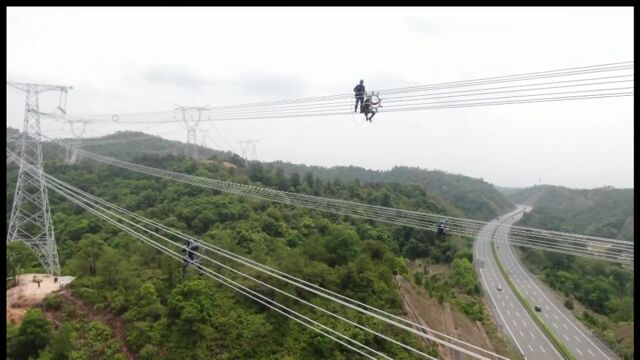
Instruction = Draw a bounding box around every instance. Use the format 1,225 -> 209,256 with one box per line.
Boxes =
474,206 -> 620,360
474,208 -> 561,360
495,206 -> 620,360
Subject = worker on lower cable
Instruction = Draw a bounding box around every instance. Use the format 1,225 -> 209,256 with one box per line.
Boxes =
182,239 -> 200,278
362,95 -> 376,122
437,219 -> 448,237
353,79 -> 365,113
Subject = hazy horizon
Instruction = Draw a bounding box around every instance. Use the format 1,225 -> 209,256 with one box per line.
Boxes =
7,124 -> 632,191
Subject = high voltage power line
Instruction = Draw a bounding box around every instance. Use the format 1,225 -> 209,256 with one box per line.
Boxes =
5,61 -> 634,359
30,137 -> 635,265
10,130 -> 634,264
57,61 -> 632,124
9,148 -> 507,360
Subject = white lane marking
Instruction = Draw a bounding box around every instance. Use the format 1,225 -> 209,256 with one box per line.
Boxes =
506,310 -> 511,316
513,320 -> 517,326
510,302 -> 514,308
553,323 -> 558,329
539,345 -> 546,353
528,344 -> 534,352
521,320 -> 527,327
588,349 -> 595,357
576,349 -> 584,356
488,218 -> 564,360
502,301 -> 506,307
502,246 -> 614,360
519,330 -> 524,338
477,269 -> 527,357
515,311 -> 520,317
562,323 -> 569,330
553,313 -> 559,320
574,336 -> 581,343
563,334 -> 570,341
529,331 -> 535,339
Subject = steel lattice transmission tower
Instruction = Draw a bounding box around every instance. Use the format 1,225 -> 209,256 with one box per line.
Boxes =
6,81 -> 72,276
238,139 -> 259,164
64,119 -> 88,165
175,105 -> 210,159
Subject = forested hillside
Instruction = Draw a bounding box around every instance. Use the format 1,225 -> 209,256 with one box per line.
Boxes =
507,185 -> 634,241
11,129 -> 516,221
507,185 -> 634,359
58,130 -> 242,164
6,135 -> 511,359
267,161 -> 514,221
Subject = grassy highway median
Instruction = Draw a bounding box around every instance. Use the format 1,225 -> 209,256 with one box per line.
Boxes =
490,225 -> 576,360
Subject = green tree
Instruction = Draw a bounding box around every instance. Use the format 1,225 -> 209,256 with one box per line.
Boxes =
275,168 -> 289,191
42,323 -> 73,360
451,257 -> 478,295
402,239 -> 431,260
97,246 -> 121,287
73,235 -> 105,276
322,225 -> 360,267
289,172 -> 301,189
564,298 -> 575,310
9,309 -> 52,360
7,241 -> 39,284
167,280 -> 217,342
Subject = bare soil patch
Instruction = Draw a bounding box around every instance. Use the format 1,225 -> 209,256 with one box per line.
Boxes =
7,273 -> 74,325
395,275 -> 499,360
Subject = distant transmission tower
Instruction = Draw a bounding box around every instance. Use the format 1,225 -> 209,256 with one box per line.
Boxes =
200,129 -> 209,148
175,105 -> 210,159
64,119 -> 88,164
6,81 -> 72,276
238,139 -> 259,164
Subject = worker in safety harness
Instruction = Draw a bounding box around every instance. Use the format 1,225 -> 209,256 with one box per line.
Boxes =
182,239 -> 201,278
353,80 -> 366,113
437,219 -> 448,237
362,95 -> 376,122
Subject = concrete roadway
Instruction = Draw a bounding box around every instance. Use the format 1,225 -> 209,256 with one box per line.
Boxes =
474,208 -> 562,360
493,205 -> 620,360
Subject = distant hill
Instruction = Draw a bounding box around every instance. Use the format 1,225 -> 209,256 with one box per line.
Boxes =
493,185 -> 523,198
507,185 -> 634,241
50,131 -> 239,162
9,127 -> 514,220
264,161 -> 515,221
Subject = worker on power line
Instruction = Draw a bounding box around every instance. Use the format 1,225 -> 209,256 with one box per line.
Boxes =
182,239 -> 201,278
353,80 -> 366,113
437,219 -> 448,237
362,95 -> 376,122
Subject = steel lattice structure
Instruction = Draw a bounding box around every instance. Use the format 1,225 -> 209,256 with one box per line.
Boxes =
6,81 -> 72,276
175,105 -> 210,159
238,139 -> 259,160
64,120 -> 88,164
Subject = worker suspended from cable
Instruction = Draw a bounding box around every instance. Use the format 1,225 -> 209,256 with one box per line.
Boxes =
362,95 -> 376,122
182,239 -> 202,278
437,219 -> 448,237
353,80 -> 365,113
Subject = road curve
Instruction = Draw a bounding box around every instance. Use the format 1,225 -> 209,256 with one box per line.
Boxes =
474,208 -> 562,360
495,205 -> 620,360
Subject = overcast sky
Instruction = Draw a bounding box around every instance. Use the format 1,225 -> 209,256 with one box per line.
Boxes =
7,7 -> 634,189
